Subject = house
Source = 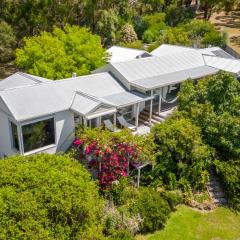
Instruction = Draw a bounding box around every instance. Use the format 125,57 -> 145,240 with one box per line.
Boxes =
107,46 -> 151,63
0,44 -> 239,158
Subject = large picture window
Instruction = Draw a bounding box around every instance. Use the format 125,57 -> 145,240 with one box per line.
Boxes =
22,118 -> 55,152
10,122 -> 19,151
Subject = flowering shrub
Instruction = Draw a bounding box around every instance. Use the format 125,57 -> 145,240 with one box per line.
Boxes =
71,127 -> 156,190
73,138 -> 139,189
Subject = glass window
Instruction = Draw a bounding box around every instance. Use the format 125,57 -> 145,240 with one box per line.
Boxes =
22,118 -> 55,152
10,122 -> 19,151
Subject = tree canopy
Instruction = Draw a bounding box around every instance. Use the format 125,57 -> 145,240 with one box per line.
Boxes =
151,114 -> 212,191
15,25 -> 108,79
0,154 -> 105,239
179,71 -> 240,160
0,21 -> 16,63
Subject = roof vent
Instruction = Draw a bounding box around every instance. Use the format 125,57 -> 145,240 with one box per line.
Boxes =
72,72 -> 77,78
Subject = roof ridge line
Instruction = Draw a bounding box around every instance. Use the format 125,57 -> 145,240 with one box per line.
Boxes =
18,72 -> 43,83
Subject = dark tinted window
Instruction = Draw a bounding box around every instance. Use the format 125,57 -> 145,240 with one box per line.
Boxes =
11,122 -> 19,151
22,118 -> 55,152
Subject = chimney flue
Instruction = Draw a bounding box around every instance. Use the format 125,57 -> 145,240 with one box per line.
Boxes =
72,72 -> 77,78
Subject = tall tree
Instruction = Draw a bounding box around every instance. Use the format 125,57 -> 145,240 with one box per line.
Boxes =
16,25 -> 107,79
0,21 -> 16,63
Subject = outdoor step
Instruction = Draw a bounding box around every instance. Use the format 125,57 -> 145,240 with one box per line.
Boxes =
152,115 -> 164,122
139,114 -> 150,121
138,117 -> 150,126
140,111 -> 151,118
213,198 -> 227,205
207,185 -> 223,192
150,118 -> 159,124
210,191 -> 225,198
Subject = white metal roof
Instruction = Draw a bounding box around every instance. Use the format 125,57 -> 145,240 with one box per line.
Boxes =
150,44 -> 234,59
204,55 -> 240,73
110,50 -> 206,82
131,66 -> 219,90
70,92 -> 102,115
0,72 -> 147,121
0,72 -> 51,90
107,46 -> 148,63
103,91 -> 149,107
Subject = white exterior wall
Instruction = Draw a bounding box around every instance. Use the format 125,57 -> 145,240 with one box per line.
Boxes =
0,110 -> 18,157
25,110 -> 75,155
0,110 -> 75,158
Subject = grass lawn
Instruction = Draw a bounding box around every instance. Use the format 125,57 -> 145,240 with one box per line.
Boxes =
136,205 -> 240,240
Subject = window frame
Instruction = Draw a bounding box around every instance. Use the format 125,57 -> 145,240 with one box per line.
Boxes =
20,116 -> 56,154
9,121 -> 20,152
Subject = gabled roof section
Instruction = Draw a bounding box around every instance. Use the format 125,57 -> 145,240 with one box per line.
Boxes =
107,46 -> 149,63
0,72 -> 51,91
110,50 -> 206,82
150,44 -> 234,59
131,66 -> 219,90
70,91 -> 114,116
204,55 -> 240,74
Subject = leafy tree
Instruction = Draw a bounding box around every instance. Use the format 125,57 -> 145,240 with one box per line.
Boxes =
179,71 -> 240,160
130,187 -> 171,233
182,20 -> 227,47
96,9 -> 119,46
16,25 -> 107,79
214,159 -> 240,210
119,23 -> 138,44
0,154 -> 105,239
165,4 -> 195,27
141,13 -> 167,43
164,27 -> 190,45
200,0 -> 238,20
151,114 -> 212,191
0,21 -> 16,63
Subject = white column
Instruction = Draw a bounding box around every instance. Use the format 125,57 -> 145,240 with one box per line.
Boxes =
113,112 -> 117,131
149,90 -> 153,124
135,103 -> 139,130
17,123 -> 24,155
83,117 -> 87,127
158,88 -> 162,114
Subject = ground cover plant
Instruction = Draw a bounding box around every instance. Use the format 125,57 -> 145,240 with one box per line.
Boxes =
136,205 -> 240,240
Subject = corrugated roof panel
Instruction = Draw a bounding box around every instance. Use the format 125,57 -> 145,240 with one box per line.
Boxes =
103,91 -> 147,107
111,51 -> 205,82
70,93 -> 100,115
204,55 -> 240,73
0,72 -> 50,90
132,66 -> 219,90
107,46 -> 147,63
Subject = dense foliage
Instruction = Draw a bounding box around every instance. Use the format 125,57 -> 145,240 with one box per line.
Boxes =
0,21 -> 16,63
130,188 -> 171,233
214,159 -> 240,210
16,25 -> 107,79
179,71 -> 240,160
178,71 -> 240,210
151,114 -> 212,192
0,154 -> 105,239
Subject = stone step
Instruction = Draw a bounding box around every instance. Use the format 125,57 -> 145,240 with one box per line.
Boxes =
152,115 -> 164,122
207,185 -> 223,192
213,198 -> 227,205
210,191 -> 225,198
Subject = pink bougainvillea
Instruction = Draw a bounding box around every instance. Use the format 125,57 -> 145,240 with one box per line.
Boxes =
72,138 -> 139,190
